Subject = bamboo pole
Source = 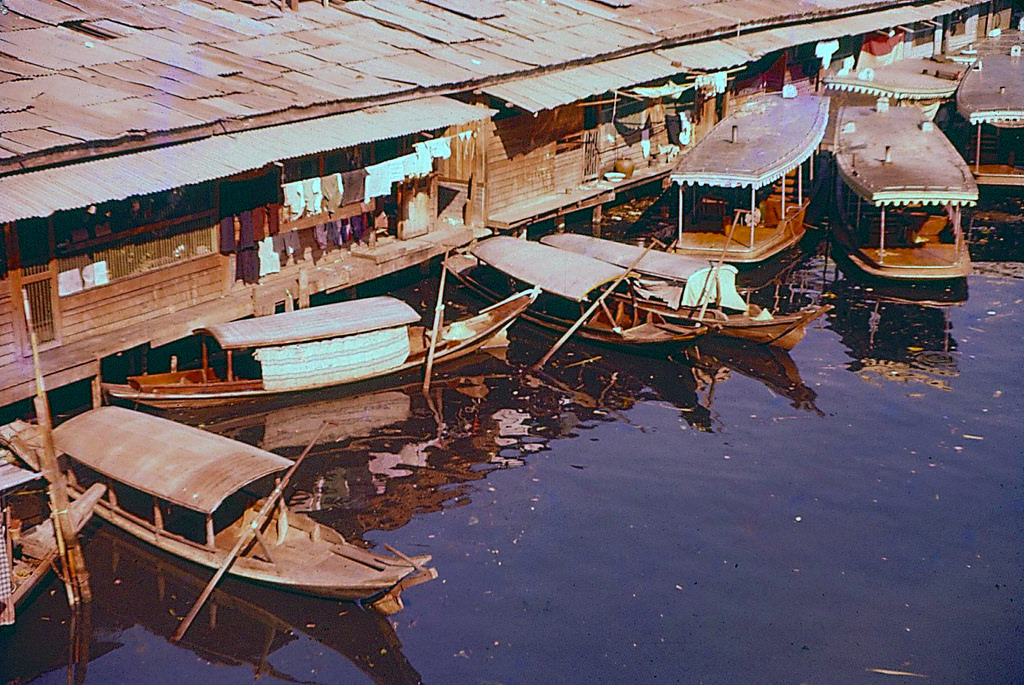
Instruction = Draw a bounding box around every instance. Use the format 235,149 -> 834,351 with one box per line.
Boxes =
171,419 -> 335,643
422,250 -> 450,395
22,290 -> 91,607
531,238 -> 674,372
696,211 -> 742,323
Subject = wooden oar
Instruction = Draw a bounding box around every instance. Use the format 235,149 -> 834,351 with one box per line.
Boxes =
422,250 -> 450,395
531,237 -> 677,372
171,420 -> 335,643
695,209 -> 742,323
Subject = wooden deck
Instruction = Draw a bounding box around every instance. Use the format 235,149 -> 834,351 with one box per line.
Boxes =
972,163 -> 1024,187
0,224 -> 480,407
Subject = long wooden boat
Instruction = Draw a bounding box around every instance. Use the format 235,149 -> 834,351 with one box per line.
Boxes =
104,289 -> 536,409
955,46 -> 1024,186
833,105 -> 977,283
0,461 -> 104,623
448,236 -> 709,349
540,233 -> 830,350
668,93 -> 830,264
5,408 -> 436,613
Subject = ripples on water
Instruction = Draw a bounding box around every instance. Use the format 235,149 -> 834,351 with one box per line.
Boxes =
2,197 -> 1022,684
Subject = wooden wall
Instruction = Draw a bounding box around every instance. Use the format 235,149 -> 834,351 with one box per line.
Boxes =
58,254 -> 224,343
0,281 -> 18,368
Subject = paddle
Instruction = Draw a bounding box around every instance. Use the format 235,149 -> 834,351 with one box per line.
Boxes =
531,237 -> 678,372
171,419 -> 336,643
422,250 -> 450,395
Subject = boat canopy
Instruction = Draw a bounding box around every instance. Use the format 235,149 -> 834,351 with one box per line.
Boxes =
540,234 -> 710,283
196,296 -> 420,350
835,106 -> 979,206
53,407 -> 292,514
670,94 -> 830,189
824,58 -> 965,101
0,462 -> 40,493
470,236 -> 624,302
957,53 -> 1024,126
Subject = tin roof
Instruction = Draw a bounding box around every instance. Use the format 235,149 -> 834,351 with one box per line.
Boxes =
825,58 -> 967,100
0,462 -> 40,493
671,94 -> 830,189
0,97 -> 492,223
834,106 -> 979,206
540,234 -> 710,282
957,52 -> 1024,126
0,0 -> 989,171
196,296 -> 420,349
471,236 -> 625,301
52,407 -> 292,514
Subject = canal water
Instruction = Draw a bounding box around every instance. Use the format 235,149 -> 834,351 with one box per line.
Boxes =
2,200 -> 1022,684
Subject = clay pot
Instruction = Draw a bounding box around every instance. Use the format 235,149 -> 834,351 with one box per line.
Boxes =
614,157 -> 635,179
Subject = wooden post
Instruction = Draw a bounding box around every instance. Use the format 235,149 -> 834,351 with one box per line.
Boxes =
91,358 -> 102,409
677,183 -> 684,247
798,160 -> 804,205
591,205 -> 602,238
879,206 -> 886,263
23,290 -> 91,607
975,123 -> 982,174
531,238 -> 676,372
298,269 -> 310,309
422,251 -> 450,395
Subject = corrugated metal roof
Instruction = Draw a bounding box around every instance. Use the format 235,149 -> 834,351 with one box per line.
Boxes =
671,94 -> 831,189
482,51 -> 681,112
835,106 -> 978,206
471,236 -> 624,302
0,96 -> 493,223
0,462 -> 41,493
659,41 -> 756,71
197,296 -> 421,349
52,406 -> 292,514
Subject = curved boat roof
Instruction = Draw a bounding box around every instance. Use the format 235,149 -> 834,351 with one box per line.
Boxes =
53,407 -> 292,514
835,106 -> 978,206
540,233 -> 712,282
825,58 -> 965,101
196,296 -> 420,349
470,236 -> 624,302
670,93 -> 830,189
957,53 -> 1024,126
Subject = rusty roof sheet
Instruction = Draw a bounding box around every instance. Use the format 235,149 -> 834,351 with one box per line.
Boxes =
0,96 -> 492,222
957,53 -> 1024,126
835,105 -> 978,206
52,407 -> 291,514
197,296 -> 420,349
672,94 -> 831,188
0,462 -> 40,493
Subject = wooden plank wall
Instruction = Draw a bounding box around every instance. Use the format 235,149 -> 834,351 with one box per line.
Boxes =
596,103 -> 672,176
58,254 -> 224,343
0,282 -> 17,368
487,108 -> 581,214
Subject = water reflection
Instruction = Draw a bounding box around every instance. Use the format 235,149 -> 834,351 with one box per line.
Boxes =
825,278 -> 959,391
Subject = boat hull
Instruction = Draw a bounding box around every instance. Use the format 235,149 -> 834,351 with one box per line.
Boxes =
104,290 -> 535,409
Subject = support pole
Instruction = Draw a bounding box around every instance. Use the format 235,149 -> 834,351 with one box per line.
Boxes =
677,183 -> 684,247
422,251 -> 450,395
879,206 -> 886,263
798,160 -> 804,205
22,291 -> 91,607
531,238 -> 675,372
749,185 -> 756,248
975,123 -> 982,174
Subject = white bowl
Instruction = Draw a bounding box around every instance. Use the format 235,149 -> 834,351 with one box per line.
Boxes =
604,171 -> 626,182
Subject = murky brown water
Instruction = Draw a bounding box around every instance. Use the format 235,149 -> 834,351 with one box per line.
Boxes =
2,198 -> 1022,684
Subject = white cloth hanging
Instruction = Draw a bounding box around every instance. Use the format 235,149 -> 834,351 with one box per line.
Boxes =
283,181 -> 305,221
258,236 -> 281,277
815,40 -> 840,69
302,177 -> 323,216
678,111 -> 693,146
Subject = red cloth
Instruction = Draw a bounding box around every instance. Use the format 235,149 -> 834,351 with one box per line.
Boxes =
862,31 -> 904,56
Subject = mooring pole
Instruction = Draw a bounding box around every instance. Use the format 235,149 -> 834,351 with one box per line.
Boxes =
22,291 -> 91,607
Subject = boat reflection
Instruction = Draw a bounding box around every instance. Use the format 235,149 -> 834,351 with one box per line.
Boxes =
690,338 -> 822,415
825,278 -> 960,391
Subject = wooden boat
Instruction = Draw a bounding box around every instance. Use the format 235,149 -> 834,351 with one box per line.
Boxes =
5,407 -> 436,612
104,289 -> 536,409
0,461 -> 104,623
833,104 -> 977,283
668,93 -> 830,264
448,236 -> 709,349
540,233 -> 830,350
955,48 -> 1024,186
